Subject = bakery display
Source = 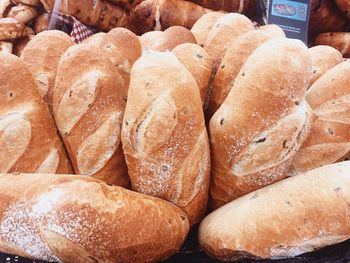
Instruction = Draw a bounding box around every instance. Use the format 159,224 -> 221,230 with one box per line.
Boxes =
1,0 -> 350,261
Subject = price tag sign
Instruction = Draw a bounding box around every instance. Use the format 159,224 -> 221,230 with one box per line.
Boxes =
267,0 -> 311,44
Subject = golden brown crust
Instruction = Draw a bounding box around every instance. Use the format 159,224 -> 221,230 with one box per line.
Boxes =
208,24 -> 285,118
0,53 -> 73,174
290,61 -> 350,175
0,17 -> 27,40
121,51 -> 211,224
315,32 -> 350,58
308,45 -> 343,86
209,38 -> 312,209
139,30 -> 163,50
53,44 -> 130,187
335,0 -> 350,20
130,0 -> 210,34
12,0 -> 39,6
172,43 -> 212,105
187,0 -> 257,16
20,31 -> 74,114
107,0 -> 143,10
0,173 -> 189,262
199,161 -> 350,261
33,13 -> 50,34
7,4 -> 37,24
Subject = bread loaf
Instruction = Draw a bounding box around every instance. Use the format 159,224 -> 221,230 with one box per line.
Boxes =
204,13 -> 254,70
0,18 -> 27,40
53,44 -> 129,187
199,161 -> 350,261
121,51 -> 211,224
0,172 -> 189,262
209,38 -> 313,209
208,24 -> 285,117
172,43 -> 212,105
139,31 -> 163,50
190,12 -> 224,47
335,0 -> 350,20
308,45 -> 343,86
315,32 -> 350,58
20,31 -> 74,114
187,0 -> 257,16
107,0 -> 143,10
33,13 -> 50,33
290,61 -> 350,175
0,0 -> 12,18
0,41 -> 13,53
130,0 -> 209,34
7,4 -> 37,24
84,27 -> 142,89
0,53 -> 72,174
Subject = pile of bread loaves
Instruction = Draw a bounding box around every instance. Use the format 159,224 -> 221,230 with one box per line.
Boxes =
1,9 -> 350,263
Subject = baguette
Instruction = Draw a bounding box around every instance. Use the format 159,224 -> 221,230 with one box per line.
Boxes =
20,31 -> 74,114
209,38 -> 313,209
0,53 -> 72,174
290,61 -> 350,175
53,44 -> 129,187
130,0 -> 209,34
308,45 -> 343,86
315,32 -> 350,58
172,43 -> 212,105
0,172 -> 189,262
199,161 -> 350,261
204,13 -> 254,70
7,4 -> 37,24
208,24 -> 285,117
121,51 -> 211,224
190,12 -> 224,47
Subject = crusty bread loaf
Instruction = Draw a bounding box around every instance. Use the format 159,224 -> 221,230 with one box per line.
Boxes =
199,161 -> 350,261
290,61 -> 350,175
335,0 -> 350,19
209,38 -> 313,209
84,28 -> 142,89
309,0 -> 348,34
0,53 -> 72,174
315,32 -> 350,58
33,13 -> 50,33
130,0 -> 209,34
0,40 -> 13,53
7,4 -> 37,24
139,30 -> 163,50
0,172 -> 189,262
308,45 -> 343,86
208,24 -> 285,117
53,44 -> 129,187
106,0 -> 143,10
187,0 -> 257,16
204,13 -> 254,70
0,17 -> 27,40
172,43 -> 212,105
121,51 -> 211,224
20,30 -> 74,113
190,12 -> 224,47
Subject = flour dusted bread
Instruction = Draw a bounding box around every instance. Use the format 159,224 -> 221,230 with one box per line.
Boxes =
0,53 -> 72,174
308,45 -> 343,86
130,0 -> 209,34
209,38 -> 313,209
20,31 -> 74,113
199,161 -> 350,261
0,173 -> 189,262
208,24 -> 285,117
315,32 -> 350,58
121,51 -> 211,224
53,44 -> 129,187
290,61 -> 350,175
172,43 -> 212,105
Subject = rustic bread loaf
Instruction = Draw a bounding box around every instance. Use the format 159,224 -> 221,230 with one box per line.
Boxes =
0,17 -> 27,40
208,24 -> 285,117
290,60 -> 350,175
308,45 -> 343,86
20,31 -> 74,114
209,38 -> 313,209
107,0 -> 143,10
315,32 -> 350,58
0,53 -> 72,174
130,0 -> 209,34
0,41 -> 13,53
199,161 -> 350,261
139,30 -> 163,50
121,51 -> 211,224
204,13 -> 254,70
84,27 -> 142,89
53,44 -> 129,187
0,172 -> 189,262
7,4 -> 37,24
172,43 -> 212,105
33,13 -> 50,33
190,12 -> 224,47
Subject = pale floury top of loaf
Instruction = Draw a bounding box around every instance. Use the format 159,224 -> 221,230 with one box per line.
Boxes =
0,53 -> 72,174
122,51 -> 211,225
209,38 -> 313,209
